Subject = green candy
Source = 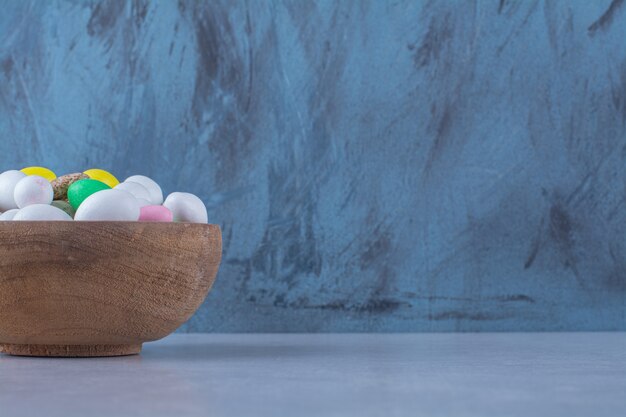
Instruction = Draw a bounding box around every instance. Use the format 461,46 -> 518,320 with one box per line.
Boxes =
51,200 -> 76,218
67,179 -> 111,209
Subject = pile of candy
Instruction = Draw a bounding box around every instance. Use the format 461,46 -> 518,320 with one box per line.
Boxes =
0,167 -> 208,223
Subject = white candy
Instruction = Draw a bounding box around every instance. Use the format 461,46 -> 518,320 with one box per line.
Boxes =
125,175 -> 163,205
115,181 -> 151,201
13,175 -> 54,208
163,192 -> 208,223
13,204 -> 72,221
75,189 -> 140,221
136,198 -> 151,207
0,209 -> 19,220
0,170 -> 26,211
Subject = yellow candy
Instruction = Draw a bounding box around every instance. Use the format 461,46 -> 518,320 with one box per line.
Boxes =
21,166 -> 56,181
83,169 -> 120,188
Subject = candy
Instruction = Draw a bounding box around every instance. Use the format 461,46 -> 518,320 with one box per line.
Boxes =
137,198 -> 151,207
0,170 -> 27,211
74,189 -> 140,221
125,175 -> 163,205
84,169 -> 120,188
51,173 -> 89,201
20,166 -> 56,181
139,205 -> 173,222
115,181 -> 151,201
13,204 -> 72,221
13,175 -> 54,208
163,192 -> 208,223
67,179 -> 111,209
0,168 -> 208,223
0,209 -> 19,220
51,200 -> 76,217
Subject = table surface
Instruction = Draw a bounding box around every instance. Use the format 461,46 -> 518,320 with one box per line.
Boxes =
0,333 -> 624,417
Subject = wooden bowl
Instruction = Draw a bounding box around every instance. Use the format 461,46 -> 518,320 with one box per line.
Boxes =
0,222 -> 221,357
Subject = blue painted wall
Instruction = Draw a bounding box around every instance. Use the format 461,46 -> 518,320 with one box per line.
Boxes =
0,0 -> 625,331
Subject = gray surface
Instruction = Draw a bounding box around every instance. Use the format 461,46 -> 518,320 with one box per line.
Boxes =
0,333 -> 624,417
1,1 -> 625,332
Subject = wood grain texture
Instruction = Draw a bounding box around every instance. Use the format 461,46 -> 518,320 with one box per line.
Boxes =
0,222 -> 221,356
0,343 -> 142,357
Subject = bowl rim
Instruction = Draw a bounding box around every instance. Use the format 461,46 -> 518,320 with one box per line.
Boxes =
0,221 -> 220,227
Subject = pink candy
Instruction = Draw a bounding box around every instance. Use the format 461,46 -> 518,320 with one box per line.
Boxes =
139,205 -> 173,222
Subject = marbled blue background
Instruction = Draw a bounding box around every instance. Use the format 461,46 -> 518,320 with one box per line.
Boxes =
0,0 -> 625,331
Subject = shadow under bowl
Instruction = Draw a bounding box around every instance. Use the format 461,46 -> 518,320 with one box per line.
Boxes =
0,221 -> 221,357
